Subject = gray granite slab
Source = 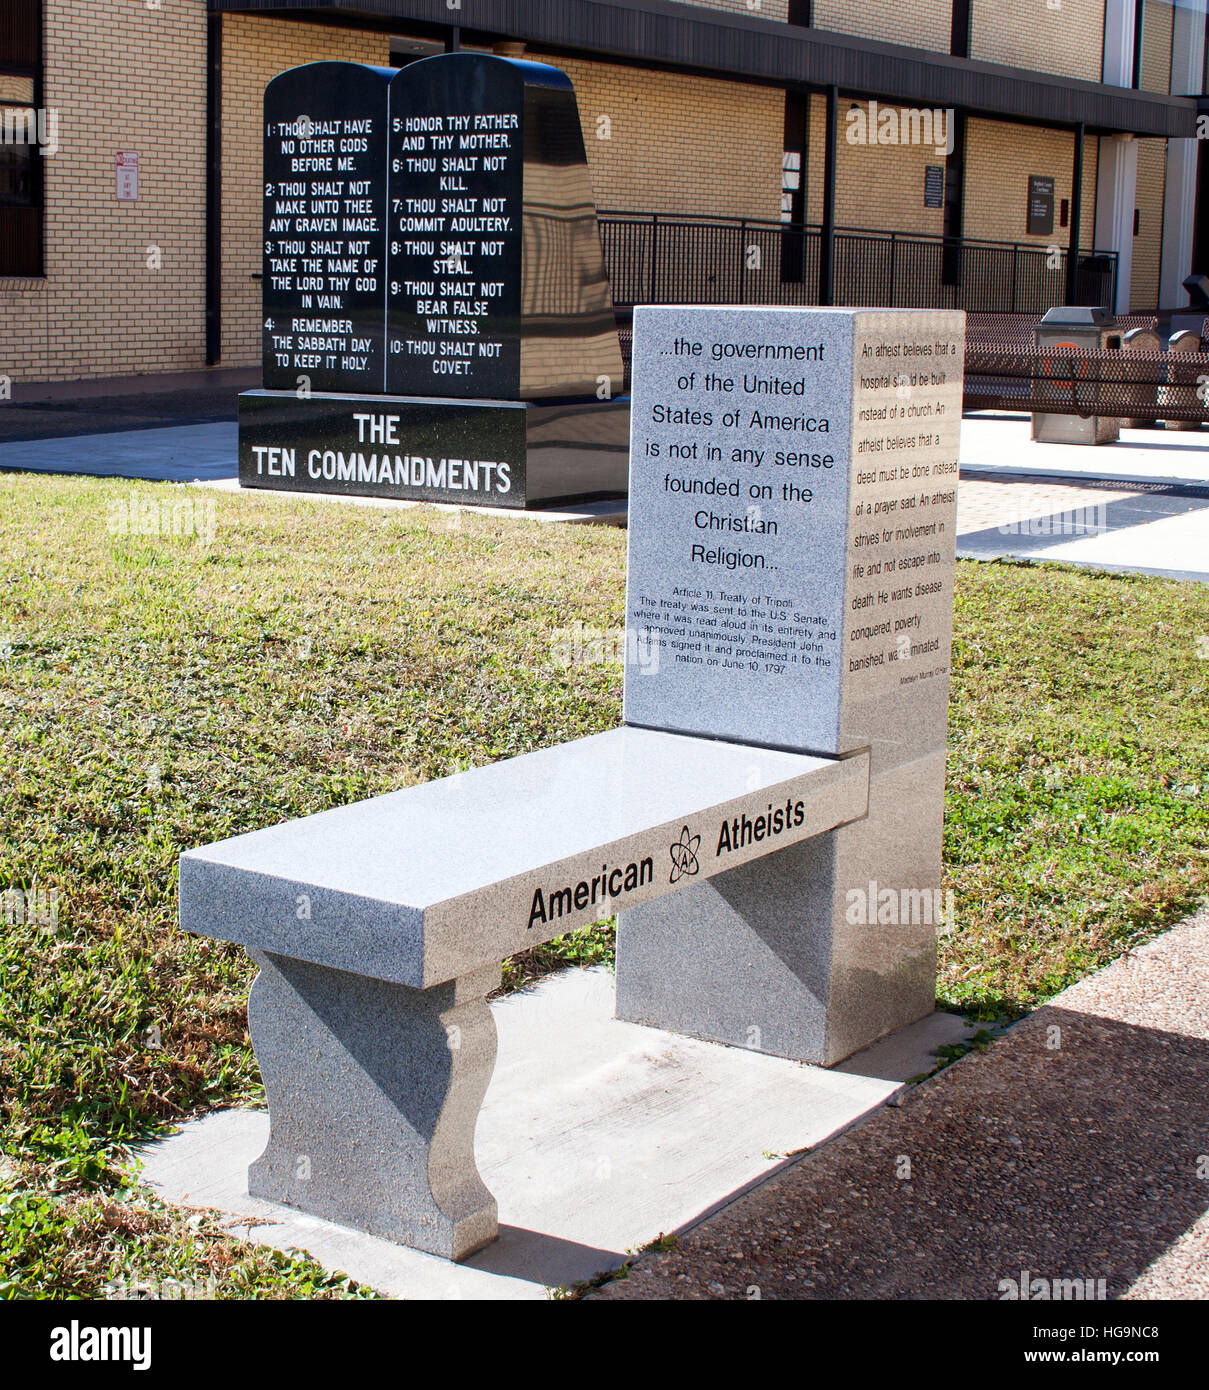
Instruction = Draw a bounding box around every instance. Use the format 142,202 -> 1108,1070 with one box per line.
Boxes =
615,306 -> 962,1065
180,727 -> 868,988
622,305 -> 964,770
245,952 -> 500,1260
617,745 -> 946,1065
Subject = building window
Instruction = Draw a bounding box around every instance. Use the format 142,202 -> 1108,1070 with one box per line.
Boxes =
0,0 -> 44,277
1,90 -> 37,205
1134,0 -> 1208,95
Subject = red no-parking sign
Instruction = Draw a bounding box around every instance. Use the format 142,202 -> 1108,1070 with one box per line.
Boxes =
116,150 -> 139,201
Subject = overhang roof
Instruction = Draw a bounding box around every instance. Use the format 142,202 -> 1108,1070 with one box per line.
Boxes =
210,0 -> 1199,138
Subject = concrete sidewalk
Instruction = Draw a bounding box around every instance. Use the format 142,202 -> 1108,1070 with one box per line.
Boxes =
956,475 -> 1209,583
956,419 -> 1209,581
592,905 -> 1209,1300
961,413 -> 1209,489
0,367 -> 255,443
0,422 -> 238,482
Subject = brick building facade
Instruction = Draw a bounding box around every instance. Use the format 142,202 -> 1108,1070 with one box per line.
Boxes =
0,0 -> 1203,382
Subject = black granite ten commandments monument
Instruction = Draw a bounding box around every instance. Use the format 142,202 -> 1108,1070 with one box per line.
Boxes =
241,52 -> 627,510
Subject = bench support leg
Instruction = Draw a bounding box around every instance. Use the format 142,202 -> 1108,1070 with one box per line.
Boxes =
615,749 -> 945,1067
246,951 -> 500,1260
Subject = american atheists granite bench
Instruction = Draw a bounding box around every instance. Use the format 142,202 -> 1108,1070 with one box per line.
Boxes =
180,727 -> 869,1260
181,299 -> 964,1264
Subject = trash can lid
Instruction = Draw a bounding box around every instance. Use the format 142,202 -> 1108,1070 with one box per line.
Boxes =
1182,274 -> 1209,309
1038,306 -> 1113,327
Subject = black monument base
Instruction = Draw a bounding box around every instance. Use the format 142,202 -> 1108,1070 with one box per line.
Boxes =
238,390 -> 629,511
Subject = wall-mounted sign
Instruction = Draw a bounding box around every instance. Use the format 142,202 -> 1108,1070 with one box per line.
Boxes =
924,164 -> 944,209
116,150 -> 139,201
1027,175 -> 1054,236
782,149 -> 802,224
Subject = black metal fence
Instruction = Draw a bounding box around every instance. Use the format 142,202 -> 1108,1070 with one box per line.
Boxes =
598,211 -> 1118,317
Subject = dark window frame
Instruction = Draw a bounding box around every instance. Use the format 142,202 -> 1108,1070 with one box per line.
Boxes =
950,0 -> 971,59
0,0 -> 45,278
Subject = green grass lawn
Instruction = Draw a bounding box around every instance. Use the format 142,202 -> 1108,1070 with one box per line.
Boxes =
1,471 -> 1206,1298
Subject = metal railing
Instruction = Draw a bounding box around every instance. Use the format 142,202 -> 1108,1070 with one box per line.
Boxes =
597,211 -> 1118,317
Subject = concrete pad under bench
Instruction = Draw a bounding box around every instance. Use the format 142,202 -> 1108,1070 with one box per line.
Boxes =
136,967 -> 976,1300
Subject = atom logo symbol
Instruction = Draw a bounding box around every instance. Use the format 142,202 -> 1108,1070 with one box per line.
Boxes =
668,825 -> 701,884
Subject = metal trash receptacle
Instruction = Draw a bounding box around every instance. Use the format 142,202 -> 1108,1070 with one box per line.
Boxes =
1031,306 -> 1122,445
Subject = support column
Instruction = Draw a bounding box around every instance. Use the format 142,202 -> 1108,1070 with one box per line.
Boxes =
1095,135 -> 1138,312
1159,2 -> 1206,304
941,110 -> 966,291
205,12 -> 222,366
818,85 -> 837,306
617,747 -> 946,1066
1101,0 -> 1138,87
1161,141 -> 1202,305
1065,123 -> 1085,306
247,951 -> 500,1261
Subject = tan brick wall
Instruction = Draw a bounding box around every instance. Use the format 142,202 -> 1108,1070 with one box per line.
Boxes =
557,56 -> 784,308
0,0 -> 209,383
219,14 -> 389,368
557,56 -> 783,221
807,97 -> 950,235
803,97 -> 952,304
970,0 -> 1105,83
0,3 -> 1171,384
1131,138 -> 1166,308
964,119 -> 1099,250
814,0 -> 952,54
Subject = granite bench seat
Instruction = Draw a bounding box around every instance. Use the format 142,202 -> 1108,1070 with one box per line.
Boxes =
180,726 -> 870,1259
